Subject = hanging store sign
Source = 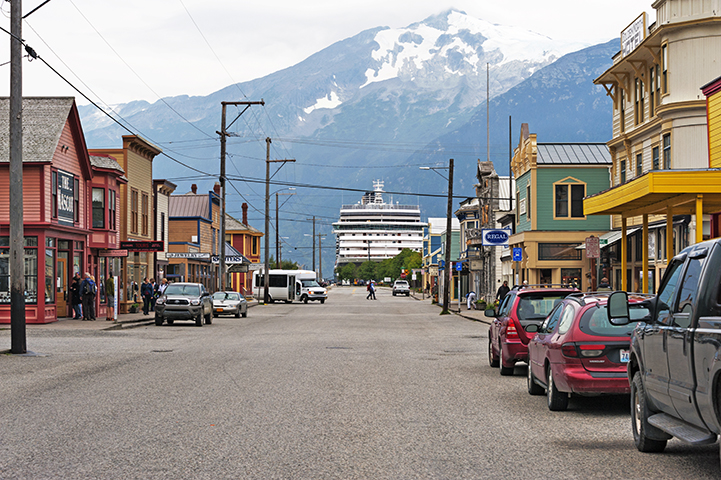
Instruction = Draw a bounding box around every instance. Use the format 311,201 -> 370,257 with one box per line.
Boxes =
57,170 -> 75,226
120,240 -> 164,252
481,229 -> 511,246
211,255 -> 250,265
98,249 -> 128,257
622,13 -> 646,57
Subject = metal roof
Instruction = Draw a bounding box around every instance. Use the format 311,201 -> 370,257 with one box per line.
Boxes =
169,194 -> 210,219
0,97 -> 75,163
536,144 -> 611,165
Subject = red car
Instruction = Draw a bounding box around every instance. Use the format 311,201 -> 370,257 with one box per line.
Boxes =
519,293 -> 652,411
487,285 -> 577,376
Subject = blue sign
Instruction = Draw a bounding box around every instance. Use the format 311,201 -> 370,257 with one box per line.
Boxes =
482,228 -> 511,246
456,262 -> 462,271
438,260 -> 445,270
512,248 -> 523,262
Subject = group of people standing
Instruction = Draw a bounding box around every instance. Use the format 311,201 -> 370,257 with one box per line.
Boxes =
69,273 -> 169,321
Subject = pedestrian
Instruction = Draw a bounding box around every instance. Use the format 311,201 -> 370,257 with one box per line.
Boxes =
141,277 -> 153,315
81,272 -> 97,321
105,272 -> 115,322
496,280 -> 510,302
158,277 -> 168,296
371,280 -> 377,300
467,290 -> 476,310
149,278 -> 157,311
366,281 -> 373,300
69,273 -> 82,319
597,277 -> 612,292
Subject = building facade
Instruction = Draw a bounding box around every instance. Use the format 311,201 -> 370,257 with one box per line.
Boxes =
0,97 -> 124,323
510,124 -> 612,287
586,0 -> 721,292
225,203 -> 262,295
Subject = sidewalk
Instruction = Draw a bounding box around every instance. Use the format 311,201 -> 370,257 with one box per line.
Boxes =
410,292 -> 491,325
22,299 -> 261,331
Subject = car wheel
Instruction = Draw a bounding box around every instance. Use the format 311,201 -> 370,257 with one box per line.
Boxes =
527,363 -> 544,395
499,342 -> 514,376
303,296 -> 308,304
284,300 -> 292,304
154,315 -> 163,326
205,312 -> 212,324
242,310 -> 247,318
320,299 -> 325,304
235,308 -> 241,318
213,312 -> 218,318
167,318 -> 174,325
547,366 -> 569,411
488,338 -> 499,368
393,292 -> 396,296
631,371 -> 669,452
195,311 -> 203,326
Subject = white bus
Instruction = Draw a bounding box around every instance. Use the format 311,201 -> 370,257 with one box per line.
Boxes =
252,269 -> 327,304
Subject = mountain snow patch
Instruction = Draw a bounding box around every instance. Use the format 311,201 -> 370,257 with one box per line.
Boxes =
303,91 -> 342,114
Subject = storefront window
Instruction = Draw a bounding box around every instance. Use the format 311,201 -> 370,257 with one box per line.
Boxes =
0,237 -> 40,304
99,257 -> 106,304
92,188 -> 105,228
561,268 -> 582,289
45,245 -> 55,303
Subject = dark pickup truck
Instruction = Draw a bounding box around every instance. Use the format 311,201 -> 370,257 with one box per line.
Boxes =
608,237 -> 721,466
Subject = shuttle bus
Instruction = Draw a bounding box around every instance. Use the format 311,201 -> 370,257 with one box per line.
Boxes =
252,269 -> 327,304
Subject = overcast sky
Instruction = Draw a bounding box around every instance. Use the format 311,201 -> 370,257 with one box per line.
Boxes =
1,0 -> 654,106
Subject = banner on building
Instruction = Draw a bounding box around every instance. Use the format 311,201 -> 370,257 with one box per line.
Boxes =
166,252 -> 211,259
57,169 -> 75,226
120,241 -> 164,252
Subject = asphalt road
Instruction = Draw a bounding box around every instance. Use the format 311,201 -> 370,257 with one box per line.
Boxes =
1,286 -> 718,479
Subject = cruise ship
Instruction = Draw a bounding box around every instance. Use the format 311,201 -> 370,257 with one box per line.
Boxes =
333,181 -> 426,268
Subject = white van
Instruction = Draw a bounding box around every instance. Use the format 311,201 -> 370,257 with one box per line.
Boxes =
253,269 -> 328,304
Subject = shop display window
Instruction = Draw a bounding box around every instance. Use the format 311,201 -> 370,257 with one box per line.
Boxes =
0,236 -> 39,304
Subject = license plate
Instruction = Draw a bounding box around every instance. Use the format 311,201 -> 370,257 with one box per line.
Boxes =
216,308 -> 223,312
620,349 -> 630,363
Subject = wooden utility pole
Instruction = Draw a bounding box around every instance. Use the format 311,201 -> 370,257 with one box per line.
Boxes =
442,159 -> 454,315
305,216 -> 316,274
263,138 -> 295,303
10,0 -> 25,354
218,100 -> 264,291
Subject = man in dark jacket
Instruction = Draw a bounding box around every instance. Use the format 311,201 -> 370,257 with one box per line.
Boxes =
70,273 -> 82,319
141,278 -> 154,315
80,273 -> 97,321
496,281 -> 510,302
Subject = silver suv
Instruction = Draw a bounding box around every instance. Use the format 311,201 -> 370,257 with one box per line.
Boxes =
155,282 -> 213,326
392,280 -> 410,296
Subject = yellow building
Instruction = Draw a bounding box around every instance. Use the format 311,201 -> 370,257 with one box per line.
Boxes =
586,0 -> 721,292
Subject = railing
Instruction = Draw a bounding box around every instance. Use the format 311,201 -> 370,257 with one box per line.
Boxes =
340,204 -> 419,210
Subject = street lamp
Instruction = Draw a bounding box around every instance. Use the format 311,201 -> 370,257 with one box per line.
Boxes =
420,159 -> 454,315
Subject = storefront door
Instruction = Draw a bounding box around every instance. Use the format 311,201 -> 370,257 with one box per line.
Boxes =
57,255 -> 68,317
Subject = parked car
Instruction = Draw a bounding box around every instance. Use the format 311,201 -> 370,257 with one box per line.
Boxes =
154,282 -> 213,326
392,280 -> 410,296
517,292 -> 652,411
608,237 -> 721,461
486,285 -> 577,375
212,291 -> 248,318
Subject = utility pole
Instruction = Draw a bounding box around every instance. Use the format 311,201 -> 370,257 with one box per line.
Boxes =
218,100 -> 264,291
305,216 -> 316,274
317,233 -> 327,280
263,138 -> 295,304
10,0 -> 25,354
275,189 -> 295,269
442,159 -> 454,315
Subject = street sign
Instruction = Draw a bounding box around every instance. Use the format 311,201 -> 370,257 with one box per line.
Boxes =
120,240 -> 164,252
455,262 -> 462,271
512,248 -> 523,262
439,260 -> 445,269
481,228 -> 512,246
585,236 -> 600,259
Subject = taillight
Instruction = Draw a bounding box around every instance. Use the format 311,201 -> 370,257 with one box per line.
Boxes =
579,344 -> 606,357
561,343 -> 578,358
506,322 -> 519,339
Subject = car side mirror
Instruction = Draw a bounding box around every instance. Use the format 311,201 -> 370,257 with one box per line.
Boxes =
525,324 -> 539,333
607,291 -> 630,325
484,308 -> 497,318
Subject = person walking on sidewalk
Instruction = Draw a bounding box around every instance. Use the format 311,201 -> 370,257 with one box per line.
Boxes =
81,273 -> 97,321
467,290 -> 477,310
70,273 -> 83,319
105,272 -> 115,322
141,278 -> 153,315
496,281 -> 510,302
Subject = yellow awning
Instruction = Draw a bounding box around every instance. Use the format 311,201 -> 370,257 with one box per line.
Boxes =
584,170 -> 721,217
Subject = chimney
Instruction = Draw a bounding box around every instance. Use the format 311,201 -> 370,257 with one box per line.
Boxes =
213,182 -> 221,196
242,203 -> 248,225
191,184 -> 197,194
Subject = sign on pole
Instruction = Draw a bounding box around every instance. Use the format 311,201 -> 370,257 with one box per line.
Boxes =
512,248 -> 523,262
481,228 -> 511,246
585,236 -> 600,259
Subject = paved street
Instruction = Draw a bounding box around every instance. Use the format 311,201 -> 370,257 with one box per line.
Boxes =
1,286 -> 718,479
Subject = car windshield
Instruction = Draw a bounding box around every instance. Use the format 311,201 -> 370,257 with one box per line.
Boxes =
213,292 -> 240,301
301,280 -> 320,288
164,284 -> 200,297
516,294 -> 566,321
579,304 -> 651,337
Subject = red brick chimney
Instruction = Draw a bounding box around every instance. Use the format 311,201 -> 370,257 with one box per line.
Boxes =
191,184 -> 197,194
242,203 -> 248,225
213,182 -> 221,195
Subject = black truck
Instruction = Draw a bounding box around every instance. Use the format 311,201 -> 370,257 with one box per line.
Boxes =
608,237 -> 721,466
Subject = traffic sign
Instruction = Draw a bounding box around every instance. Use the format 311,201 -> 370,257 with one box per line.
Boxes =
512,248 -> 523,262
456,262 -> 462,271
585,236 -> 600,259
